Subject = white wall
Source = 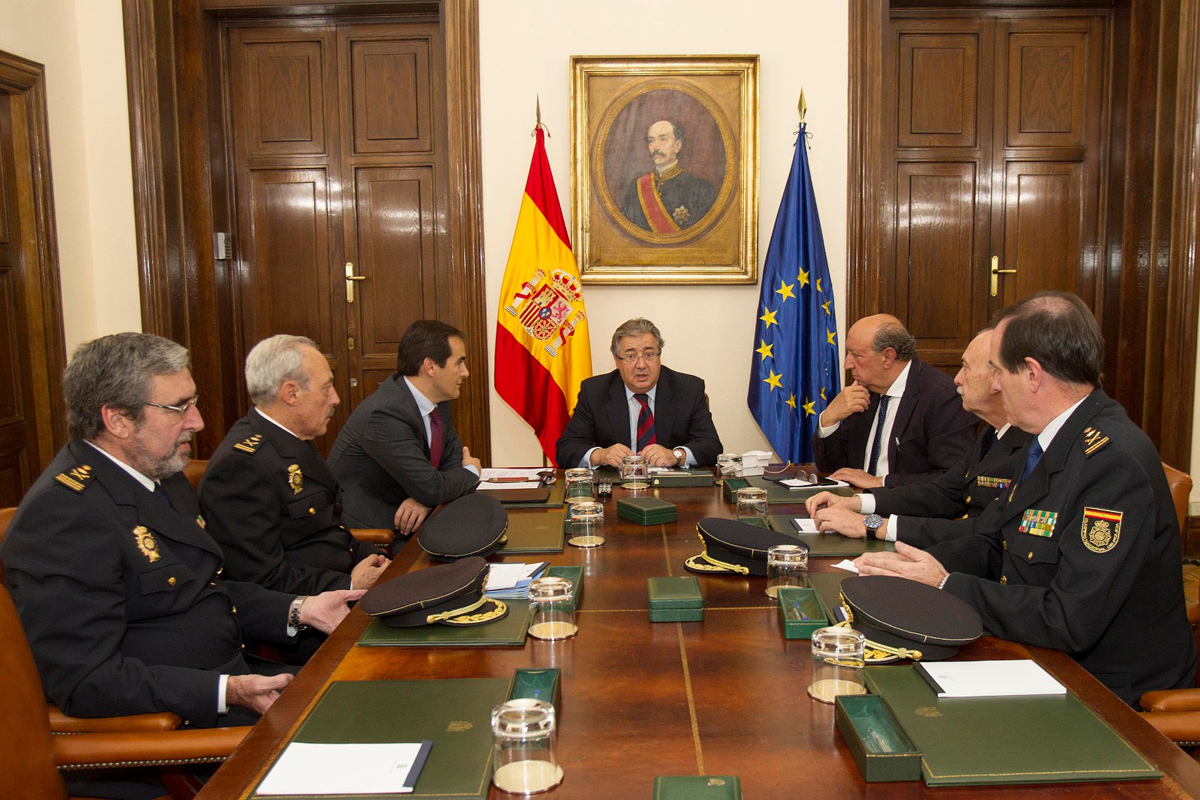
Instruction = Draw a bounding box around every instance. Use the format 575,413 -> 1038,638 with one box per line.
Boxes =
479,0 -> 849,466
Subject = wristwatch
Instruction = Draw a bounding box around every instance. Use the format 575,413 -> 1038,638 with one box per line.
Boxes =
863,514 -> 884,539
290,596 -> 309,633
672,447 -> 686,466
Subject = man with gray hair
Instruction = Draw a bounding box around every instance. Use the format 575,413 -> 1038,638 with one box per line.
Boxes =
2,333 -> 361,736
556,317 -> 722,468
814,313 -> 975,495
201,335 -> 389,610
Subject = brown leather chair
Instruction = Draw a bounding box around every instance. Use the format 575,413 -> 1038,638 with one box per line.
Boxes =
182,458 -> 208,492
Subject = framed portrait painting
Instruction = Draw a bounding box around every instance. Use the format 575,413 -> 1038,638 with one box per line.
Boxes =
571,55 -> 759,284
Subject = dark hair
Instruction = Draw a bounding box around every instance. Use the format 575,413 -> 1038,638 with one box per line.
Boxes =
872,322 -> 917,361
397,320 -> 465,375
609,317 -> 665,356
63,333 -> 190,441
995,291 -> 1103,386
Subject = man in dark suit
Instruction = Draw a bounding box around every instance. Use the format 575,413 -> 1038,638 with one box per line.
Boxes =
858,293 -> 1196,706
813,314 -> 976,488
806,327 -> 1030,547
556,318 -> 722,468
2,333 -> 361,731
200,335 -> 389,598
329,320 -> 481,535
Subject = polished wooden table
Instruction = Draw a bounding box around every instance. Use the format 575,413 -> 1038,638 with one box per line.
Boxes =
199,482 -> 1200,798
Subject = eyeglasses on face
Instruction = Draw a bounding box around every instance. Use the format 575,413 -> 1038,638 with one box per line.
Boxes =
617,350 -> 661,364
144,394 -> 200,416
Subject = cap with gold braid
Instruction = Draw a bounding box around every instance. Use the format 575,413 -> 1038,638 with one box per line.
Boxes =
361,557 -> 508,628
685,518 -> 808,577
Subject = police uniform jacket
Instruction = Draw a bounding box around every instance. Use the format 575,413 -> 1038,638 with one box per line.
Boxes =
201,410 -> 381,595
813,357 -> 977,487
328,375 -> 477,530
555,365 -> 723,469
933,390 -> 1197,706
1,442 -> 294,726
869,424 -> 1031,548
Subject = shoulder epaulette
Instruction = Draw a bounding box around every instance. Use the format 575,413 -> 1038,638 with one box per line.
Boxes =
1081,426 -> 1110,457
233,434 -> 264,454
54,463 -> 95,492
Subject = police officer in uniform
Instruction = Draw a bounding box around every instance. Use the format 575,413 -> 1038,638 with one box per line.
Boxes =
806,327 -> 1030,547
857,293 -> 1196,707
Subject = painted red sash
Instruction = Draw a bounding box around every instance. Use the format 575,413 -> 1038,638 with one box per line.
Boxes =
636,174 -> 680,233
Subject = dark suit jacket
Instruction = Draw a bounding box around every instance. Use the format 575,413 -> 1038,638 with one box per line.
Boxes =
200,411 -> 380,595
812,358 -> 976,487
328,375 -> 478,529
933,391 -> 1196,706
1,442 -> 293,726
555,365 -> 723,468
869,424 -> 1031,548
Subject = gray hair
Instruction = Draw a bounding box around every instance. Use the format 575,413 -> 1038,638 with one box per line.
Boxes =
245,334 -> 320,406
872,323 -> 917,361
610,318 -> 665,356
63,333 -> 191,441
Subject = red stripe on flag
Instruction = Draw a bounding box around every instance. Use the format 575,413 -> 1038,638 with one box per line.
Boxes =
495,325 -> 571,466
524,128 -> 571,249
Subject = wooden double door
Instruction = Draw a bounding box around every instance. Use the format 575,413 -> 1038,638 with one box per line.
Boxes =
225,19 -> 447,445
876,9 -> 1107,369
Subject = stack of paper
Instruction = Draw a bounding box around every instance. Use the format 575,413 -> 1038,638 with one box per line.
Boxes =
790,518 -> 820,533
478,468 -> 545,491
739,450 -> 772,477
256,741 -> 433,795
915,660 -> 1066,698
484,562 -> 549,600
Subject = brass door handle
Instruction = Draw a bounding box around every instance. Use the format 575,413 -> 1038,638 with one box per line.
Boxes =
990,256 -> 1017,297
345,262 -> 366,303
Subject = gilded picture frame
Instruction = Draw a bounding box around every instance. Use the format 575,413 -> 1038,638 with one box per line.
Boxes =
571,55 -> 759,284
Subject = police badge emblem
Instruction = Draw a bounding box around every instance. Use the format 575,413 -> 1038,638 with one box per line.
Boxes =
288,464 -> 303,494
1081,507 -> 1122,553
133,525 -> 161,562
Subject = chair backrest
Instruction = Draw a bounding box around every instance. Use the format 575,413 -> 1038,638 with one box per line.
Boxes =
1162,462 -> 1192,540
0,582 -> 69,799
183,459 -> 209,492
0,506 -> 16,583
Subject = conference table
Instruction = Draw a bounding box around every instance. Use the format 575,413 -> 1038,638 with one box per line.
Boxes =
198,478 -> 1200,799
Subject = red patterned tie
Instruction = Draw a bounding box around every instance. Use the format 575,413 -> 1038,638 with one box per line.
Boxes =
634,394 -> 656,451
429,407 -> 443,467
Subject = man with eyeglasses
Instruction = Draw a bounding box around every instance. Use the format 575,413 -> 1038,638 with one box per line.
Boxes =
556,317 -> 722,468
200,335 -> 390,621
2,333 -> 362,741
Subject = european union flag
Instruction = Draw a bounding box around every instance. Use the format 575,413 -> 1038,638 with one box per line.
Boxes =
747,124 -> 840,463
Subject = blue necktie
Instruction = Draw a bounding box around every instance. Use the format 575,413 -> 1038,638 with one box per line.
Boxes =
867,394 -> 890,475
1021,438 -> 1044,482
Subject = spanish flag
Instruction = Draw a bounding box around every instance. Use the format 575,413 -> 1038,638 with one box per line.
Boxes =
495,127 -> 592,465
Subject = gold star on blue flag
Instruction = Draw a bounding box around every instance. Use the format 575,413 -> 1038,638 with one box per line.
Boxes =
747,122 -> 840,462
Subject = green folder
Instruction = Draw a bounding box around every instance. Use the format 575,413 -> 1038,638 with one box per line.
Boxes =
497,479 -> 565,508
251,678 -> 510,799
358,602 -> 533,647
544,565 -> 582,610
767,516 -> 895,556
499,508 -> 565,553
865,665 -> 1161,786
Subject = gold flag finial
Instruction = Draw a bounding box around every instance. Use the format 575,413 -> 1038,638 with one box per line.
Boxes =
536,95 -> 542,126
798,89 -> 807,124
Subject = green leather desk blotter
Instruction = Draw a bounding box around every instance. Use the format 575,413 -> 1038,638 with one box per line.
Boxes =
499,508 -> 565,553
618,496 -> 678,525
653,775 -> 742,799
651,468 -> 715,488
358,601 -> 533,647
834,694 -> 922,782
775,587 -> 827,639
544,565 -> 582,611
648,576 -> 704,622
725,476 -> 854,504
865,665 -> 1161,786
250,678 -> 510,799
804,571 -> 851,624
768,516 -> 895,557
497,479 -> 565,508
509,667 -> 561,708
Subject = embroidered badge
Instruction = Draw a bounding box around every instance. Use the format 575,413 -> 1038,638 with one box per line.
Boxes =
54,464 -> 93,492
976,475 -> 1011,490
288,464 -> 303,494
1018,509 -> 1058,537
233,434 -> 263,454
915,707 -> 943,718
1082,507 -> 1122,553
133,525 -> 161,562
446,721 -> 473,733
1081,426 -> 1110,457
196,515 -> 206,530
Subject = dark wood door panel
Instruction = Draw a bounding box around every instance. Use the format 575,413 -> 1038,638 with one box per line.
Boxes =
1001,20 -> 1100,150
898,31 -> 981,148
228,29 -> 333,158
1001,162 -> 1081,303
345,31 -> 433,155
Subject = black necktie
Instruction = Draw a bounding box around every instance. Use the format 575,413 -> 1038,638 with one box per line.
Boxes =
867,395 -> 890,475
1021,438 -> 1044,482
983,428 -> 998,455
153,482 -> 174,510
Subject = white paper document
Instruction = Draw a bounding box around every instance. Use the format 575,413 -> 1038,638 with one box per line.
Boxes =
478,468 -> 545,490
485,562 -> 549,592
915,659 -> 1066,698
832,559 -> 860,573
790,518 -> 819,533
256,741 -> 432,795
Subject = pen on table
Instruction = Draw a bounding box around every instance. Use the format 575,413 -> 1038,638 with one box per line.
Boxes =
792,601 -> 809,621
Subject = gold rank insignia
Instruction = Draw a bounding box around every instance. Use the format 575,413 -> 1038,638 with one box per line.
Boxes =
1081,426 -> 1110,456
1082,507 -> 1122,553
233,434 -> 263,454
1018,508 -> 1057,537
288,464 -> 303,494
976,475 -> 1011,489
54,463 -> 94,492
133,526 -> 161,562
